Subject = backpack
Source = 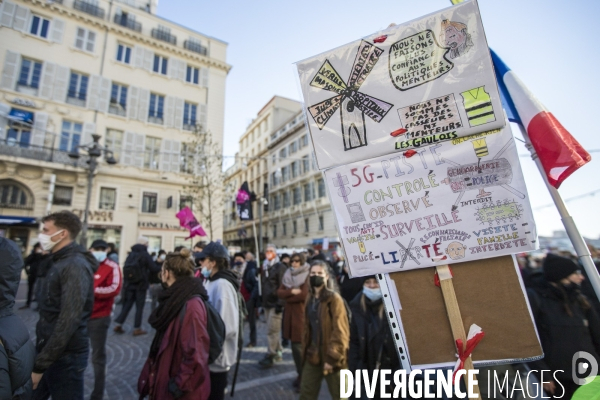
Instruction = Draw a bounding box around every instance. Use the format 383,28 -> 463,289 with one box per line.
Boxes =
122,252 -> 145,283
180,296 -> 226,364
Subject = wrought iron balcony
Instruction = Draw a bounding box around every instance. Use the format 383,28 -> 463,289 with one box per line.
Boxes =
184,40 -> 208,56
73,0 -> 105,19
0,139 -> 90,168
151,28 -> 177,45
113,13 -> 141,32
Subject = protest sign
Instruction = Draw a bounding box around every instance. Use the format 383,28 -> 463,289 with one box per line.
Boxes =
325,122 -> 537,277
296,0 -> 505,169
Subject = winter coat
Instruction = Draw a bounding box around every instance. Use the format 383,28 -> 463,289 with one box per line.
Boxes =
527,283 -> 600,382
348,293 -> 400,372
34,242 -> 98,374
338,271 -> 365,304
204,270 -> 239,373
91,258 -> 122,319
277,278 -> 309,343
242,260 -> 258,300
138,297 -> 210,400
23,251 -> 44,280
302,289 -> 350,369
0,237 -> 35,399
126,244 -> 159,289
261,260 -> 286,309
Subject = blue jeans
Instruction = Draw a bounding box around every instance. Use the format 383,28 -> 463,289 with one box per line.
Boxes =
32,351 -> 88,400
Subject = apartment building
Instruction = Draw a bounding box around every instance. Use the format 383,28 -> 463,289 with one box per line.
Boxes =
0,0 -> 230,259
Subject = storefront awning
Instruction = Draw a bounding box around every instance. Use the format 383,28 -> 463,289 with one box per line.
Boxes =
8,108 -> 34,124
0,216 -> 37,225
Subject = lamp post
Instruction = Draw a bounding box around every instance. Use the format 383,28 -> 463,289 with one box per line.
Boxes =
69,133 -> 117,247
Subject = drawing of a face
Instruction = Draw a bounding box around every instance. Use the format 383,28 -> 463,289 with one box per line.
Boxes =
444,25 -> 466,49
446,241 -> 467,260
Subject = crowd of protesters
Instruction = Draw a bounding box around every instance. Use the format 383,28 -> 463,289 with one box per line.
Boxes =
1,210 -> 599,400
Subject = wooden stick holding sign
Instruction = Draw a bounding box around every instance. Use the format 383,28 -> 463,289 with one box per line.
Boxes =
435,265 -> 482,399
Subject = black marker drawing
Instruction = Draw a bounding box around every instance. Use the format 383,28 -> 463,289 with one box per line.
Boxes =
439,19 -> 474,60
347,202 -> 366,223
308,40 -> 394,151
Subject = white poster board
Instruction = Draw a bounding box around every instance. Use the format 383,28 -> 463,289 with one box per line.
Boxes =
324,122 -> 537,277
296,0 -> 505,169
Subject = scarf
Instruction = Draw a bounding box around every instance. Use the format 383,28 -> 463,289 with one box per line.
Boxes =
281,263 -> 310,289
147,276 -> 208,359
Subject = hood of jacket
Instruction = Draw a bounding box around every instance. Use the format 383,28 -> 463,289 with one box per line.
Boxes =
131,243 -> 149,253
52,241 -> 99,273
0,237 -> 24,317
210,268 -> 240,291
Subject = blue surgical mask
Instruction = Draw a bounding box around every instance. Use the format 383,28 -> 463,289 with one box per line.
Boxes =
201,267 -> 211,278
363,286 -> 382,301
92,251 -> 107,263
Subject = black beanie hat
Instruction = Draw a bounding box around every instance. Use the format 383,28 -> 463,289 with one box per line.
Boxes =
543,253 -> 579,282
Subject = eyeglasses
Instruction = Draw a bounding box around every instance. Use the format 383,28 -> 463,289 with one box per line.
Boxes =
292,259 -> 301,263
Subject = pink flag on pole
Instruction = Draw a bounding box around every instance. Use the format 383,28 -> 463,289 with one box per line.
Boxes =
175,207 -> 207,239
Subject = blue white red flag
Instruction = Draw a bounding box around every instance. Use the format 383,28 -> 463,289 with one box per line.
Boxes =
491,49 -> 591,188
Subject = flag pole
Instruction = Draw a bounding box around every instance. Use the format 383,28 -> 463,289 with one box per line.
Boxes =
518,125 -> 600,301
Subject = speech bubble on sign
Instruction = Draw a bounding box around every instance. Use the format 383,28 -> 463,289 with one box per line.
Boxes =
389,30 -> 453,91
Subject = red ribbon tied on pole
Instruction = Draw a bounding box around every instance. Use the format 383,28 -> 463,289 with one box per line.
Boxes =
175,207 -> 207,240
452,324 -> 485,384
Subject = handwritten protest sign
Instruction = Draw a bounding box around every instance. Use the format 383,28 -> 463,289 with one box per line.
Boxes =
296,0 -> 504,169
324,122 -> 537,277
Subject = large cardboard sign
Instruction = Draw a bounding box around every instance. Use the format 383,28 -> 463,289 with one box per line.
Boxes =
325,122 -> 537,277
296,0 -> 505,169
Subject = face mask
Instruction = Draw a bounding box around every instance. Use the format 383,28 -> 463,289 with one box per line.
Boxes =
38,230 -> 65,251
363,286 -> 383,301
158,255 -> 165,262
92,251 -> 107,263
201,267 -> 211,279
310,275 -> 324,288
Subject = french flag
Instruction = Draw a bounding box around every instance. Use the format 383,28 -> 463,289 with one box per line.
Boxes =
491,50 -> 591,188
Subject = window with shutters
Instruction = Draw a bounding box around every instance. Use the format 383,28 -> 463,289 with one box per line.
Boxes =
67,72 -> 88,106
273,193 -> 281,210
319,215 -> 324,231
144,136 -> 161,170
186,65 -> 199,84
282,222 -> 287,236
291,161 -> 299,179
148,93 -> 164,124
283,191 -> 290,207
52,185 -> 73,206
281,165 -> 289,183
302,155 -> 310,174
74,27 -> 95,52
105,129 -> 123,161
141,191 -> 157,213
17,58 -> 42,95
99,187 -> 116,210
272,154 -> 276,166
293,186 -> 302,205
304,182 -> 313,202
318,178 -> 326,198
30,15 -> 50,38
301,134 -> 308,148
109,83 -> 127,116
293,220 -> 297,235
272,225 -> 277,238
179,195 -> 193,210
6,126 -> 31,148
289,141 -> 297,154
183,102 -> 197,131
180,143 -> 196,174
304,218 -> 309,233
116,43 -> 132,64
279,148 -> 287,159
153,54 -> 168,75
59,120 -> 82,152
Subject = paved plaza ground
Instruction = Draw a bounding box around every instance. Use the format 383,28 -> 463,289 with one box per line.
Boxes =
15,280 -> 331,400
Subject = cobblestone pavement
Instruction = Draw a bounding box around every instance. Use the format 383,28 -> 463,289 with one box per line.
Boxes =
15,281 -> 331,400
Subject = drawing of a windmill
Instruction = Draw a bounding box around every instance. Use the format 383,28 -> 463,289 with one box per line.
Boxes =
308,40 -> 394,151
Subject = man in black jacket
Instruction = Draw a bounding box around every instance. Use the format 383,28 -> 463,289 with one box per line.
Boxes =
113,236 -> 158,336
258,245 -> 287,368
31,211 -> 98,399
19,243 -> 45,309
0,237 -> 35,399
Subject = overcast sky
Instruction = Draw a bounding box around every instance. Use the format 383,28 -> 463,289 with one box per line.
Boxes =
158,0 -> 600,239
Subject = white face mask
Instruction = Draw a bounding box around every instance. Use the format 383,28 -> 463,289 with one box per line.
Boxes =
38,230 -> 65,251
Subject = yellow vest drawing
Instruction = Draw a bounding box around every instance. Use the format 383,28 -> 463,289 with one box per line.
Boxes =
461,86 -> 495,127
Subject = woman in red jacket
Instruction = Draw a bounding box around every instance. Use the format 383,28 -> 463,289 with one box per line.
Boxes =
138,248 -> 211,400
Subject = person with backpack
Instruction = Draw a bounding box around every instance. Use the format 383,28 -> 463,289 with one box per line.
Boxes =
138,248 -> 211,400
198,242 -> 240,400
299,260 -> 350,400
113,237 -> 158,336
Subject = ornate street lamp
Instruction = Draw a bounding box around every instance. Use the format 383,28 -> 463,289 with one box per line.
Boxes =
69,134 -> 117,246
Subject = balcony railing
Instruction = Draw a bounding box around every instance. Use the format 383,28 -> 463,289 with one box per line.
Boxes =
184,40 -> 208,56
0,139 -> 90,168
151,28 -> 177,45
73,0 -> 105,19
113,13 -> 141,32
